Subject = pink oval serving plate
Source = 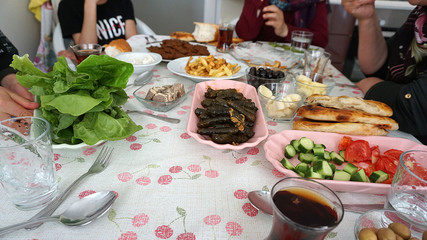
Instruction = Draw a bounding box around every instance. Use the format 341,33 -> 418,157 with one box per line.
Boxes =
263,130 -> 427,194
186,80 -> 268,150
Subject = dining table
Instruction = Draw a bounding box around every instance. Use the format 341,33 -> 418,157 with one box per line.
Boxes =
0,34 -> 423,240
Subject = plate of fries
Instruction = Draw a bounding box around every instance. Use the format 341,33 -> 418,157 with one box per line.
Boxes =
167,55 -> 247,82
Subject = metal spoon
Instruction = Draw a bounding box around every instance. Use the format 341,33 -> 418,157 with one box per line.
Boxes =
126,110 -> 180,124
0,191 -> 116,236
248,190 -> 385,215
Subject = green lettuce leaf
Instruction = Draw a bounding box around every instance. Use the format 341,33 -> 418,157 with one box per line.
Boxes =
10,54 -> 142,145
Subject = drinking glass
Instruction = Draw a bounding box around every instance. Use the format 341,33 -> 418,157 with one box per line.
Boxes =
384,150 -> 427,238
266,177 -> 344,240
71,43 -> 102,64
303,49 -> 331,78
291,31 -> 314,52
216,23 -> 234,53
0,117 -> 57,210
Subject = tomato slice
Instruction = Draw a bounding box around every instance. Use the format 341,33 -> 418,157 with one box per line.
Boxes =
383,149 -> 404,166
338,136 -> 353,151
345,140 -> 371,162
370,145 -> 380,164
353,161 -> 375,177
376,155 -> 397,175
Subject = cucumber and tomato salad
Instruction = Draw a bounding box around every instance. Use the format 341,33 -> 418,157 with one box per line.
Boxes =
281,136 -> 404,184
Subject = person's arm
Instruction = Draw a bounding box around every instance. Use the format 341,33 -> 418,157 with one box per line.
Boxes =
364,75 -> 427,138
0,87 -> 39,121
341,0 -> 387,74
73,0 -> 99,44
235,0 -> 269,40
125,20 -> 137,39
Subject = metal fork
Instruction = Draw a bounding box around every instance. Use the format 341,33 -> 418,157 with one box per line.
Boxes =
24,145 -> 114,229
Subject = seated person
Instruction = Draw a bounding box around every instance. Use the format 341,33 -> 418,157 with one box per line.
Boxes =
58,0 -> 138,45
235,0 -> 329,47
342,0 -> 427,144
0,30 -> 39,120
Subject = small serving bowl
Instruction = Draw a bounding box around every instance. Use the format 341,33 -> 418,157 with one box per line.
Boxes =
245,66 -> 287,90
115,52 -> 162,75
257,82 -> 303,122
294,72 -> 335,98
354,209 -> 424,240
133,77 -> 195,112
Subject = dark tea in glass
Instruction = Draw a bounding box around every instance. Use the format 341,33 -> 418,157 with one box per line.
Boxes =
266,178 -> 344,240
216,23 -> 234,53
71,43 -> 102,64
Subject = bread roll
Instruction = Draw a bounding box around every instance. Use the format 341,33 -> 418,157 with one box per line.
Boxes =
293,119 -> 389,136
104,39 -> 132,57
170,31 -> 195,41
305,94 -> 393,117
297,105 -> 399,130
192,22 -> 218,42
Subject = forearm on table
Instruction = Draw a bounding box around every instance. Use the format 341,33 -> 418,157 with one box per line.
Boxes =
76,1 -> 98,44
357,14 -> 387,74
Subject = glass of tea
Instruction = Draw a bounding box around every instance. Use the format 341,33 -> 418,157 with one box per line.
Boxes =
266,177 -> 344,240
70,43 -> 102,64
216,23 -> 234,53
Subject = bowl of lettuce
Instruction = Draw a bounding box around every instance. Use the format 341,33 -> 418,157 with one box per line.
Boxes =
10,54 -> 142,145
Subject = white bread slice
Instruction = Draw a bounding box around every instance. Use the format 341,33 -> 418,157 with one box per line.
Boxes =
192,22 -> 218,42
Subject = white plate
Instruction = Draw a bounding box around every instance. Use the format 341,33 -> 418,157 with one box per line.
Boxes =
167,56 -> 248,82
52,140 -> 105,150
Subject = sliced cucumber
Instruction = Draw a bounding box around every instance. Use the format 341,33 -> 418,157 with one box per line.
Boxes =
351,169 -> 369,182
333,170 -> 351,181
281,157 -> 295,171
298,152 -> 317,163
313,147 -> 325,157
298,137 -> 314,153
339,150 -> 346,160
291,139 -> 300,153
343,163 -> 358,176
329,163 -> 336,173
330,151 -> 345,165
369,170 -> 389,183
313,160 -> 333,177
284,144 -> 297,158
323,151 -> 331,161
314,143 -> 326,149
306,167 -> 324,179
295,162 -> 309,177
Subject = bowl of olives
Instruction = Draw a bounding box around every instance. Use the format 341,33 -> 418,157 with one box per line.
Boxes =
245,66 -> 286,90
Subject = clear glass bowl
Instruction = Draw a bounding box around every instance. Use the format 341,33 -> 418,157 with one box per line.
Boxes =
133,77 -> 195,112
294,72 -> 335,98
257,82 -> 303,122
245,66 -> 287,90
354,209 -> 425,240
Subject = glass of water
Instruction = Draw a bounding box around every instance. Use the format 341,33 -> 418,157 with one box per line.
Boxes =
0,117 -> 57,210
385,150 -> 427,238
291,30 -> 314,53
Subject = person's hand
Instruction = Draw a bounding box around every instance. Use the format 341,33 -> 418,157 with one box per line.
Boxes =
58,50 -> 77,62
1,74 -> 34,101
341,0 -> 376,20
262,5 -> 289,37
0,87 -> 40,121
356,77 -> 384,94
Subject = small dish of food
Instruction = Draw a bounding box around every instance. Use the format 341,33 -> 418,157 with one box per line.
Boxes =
245,66 -> 287,90
294,73 -> 335,98
115,52 -> 162,75
133,77 -> 195,112
258,82 -> 303,122
354,209 -> 425,240
186,80 -> 268,150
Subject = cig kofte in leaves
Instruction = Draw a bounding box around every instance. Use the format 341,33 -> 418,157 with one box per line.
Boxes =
195,87 -> 257,145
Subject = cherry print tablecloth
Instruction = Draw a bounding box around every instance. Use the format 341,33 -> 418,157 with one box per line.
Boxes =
0,35 -> 421,240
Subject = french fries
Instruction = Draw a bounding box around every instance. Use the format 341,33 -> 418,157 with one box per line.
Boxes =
243,59 -> 289,70
185,55 -> 241,77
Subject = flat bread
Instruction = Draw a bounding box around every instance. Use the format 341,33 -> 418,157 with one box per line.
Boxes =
305,94 -> 393,117
170,31 -> 195,41
297,105 -> 399,130
293,119 -> 389,136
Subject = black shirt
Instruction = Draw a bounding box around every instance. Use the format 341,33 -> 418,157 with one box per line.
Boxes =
0,30 -> 18,85
58,0 -> 135,45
